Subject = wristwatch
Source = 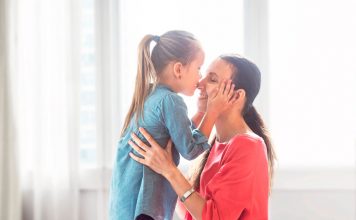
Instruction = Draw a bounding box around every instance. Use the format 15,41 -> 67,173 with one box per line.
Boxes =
180,188 -> 196,202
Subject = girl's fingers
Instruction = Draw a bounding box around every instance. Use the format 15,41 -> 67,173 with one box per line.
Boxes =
129,152 -> 146,165
227,83 -> 235,99
230,91 -> 239,103
224,80 -> 232,95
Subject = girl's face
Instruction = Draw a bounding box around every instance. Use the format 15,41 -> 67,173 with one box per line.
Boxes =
179,50 -> 205,96
198,58 -> 234,98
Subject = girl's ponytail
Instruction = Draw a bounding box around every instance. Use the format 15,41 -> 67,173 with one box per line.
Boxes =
120,35 -> 157,136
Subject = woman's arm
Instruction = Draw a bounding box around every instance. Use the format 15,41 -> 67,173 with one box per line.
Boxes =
130,129 -> 267,220
165,166 -> 205,220
129,128 -> 206,220
175,197 -> 188,219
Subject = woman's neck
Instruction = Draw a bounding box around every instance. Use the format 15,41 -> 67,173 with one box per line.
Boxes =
215,110 -> 251,143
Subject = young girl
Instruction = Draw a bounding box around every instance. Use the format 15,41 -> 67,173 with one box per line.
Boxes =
109,31 -> 237,220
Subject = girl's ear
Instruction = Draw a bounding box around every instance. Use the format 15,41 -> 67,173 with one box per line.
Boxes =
173,62 -> 183,79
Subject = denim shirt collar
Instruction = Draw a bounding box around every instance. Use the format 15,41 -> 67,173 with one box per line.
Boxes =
156,83 -> 174,92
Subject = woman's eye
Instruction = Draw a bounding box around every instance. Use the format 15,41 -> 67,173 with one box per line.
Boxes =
209,77 -> 218,83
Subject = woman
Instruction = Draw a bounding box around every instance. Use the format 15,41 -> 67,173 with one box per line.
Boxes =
129,54 -> 276,220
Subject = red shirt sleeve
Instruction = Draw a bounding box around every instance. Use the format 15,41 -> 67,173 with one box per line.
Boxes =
202,136 -> 268,220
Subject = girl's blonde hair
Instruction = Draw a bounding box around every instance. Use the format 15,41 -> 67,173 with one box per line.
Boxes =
120,30 -> 201,136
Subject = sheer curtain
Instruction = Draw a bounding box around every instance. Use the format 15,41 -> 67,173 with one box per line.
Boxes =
0,0 -> 21,219
6,0 -> 81,219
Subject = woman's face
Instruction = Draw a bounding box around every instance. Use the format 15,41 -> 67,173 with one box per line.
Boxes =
198,58 -> 234,98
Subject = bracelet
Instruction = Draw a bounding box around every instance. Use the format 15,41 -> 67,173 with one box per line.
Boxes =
180,188 -> 195,203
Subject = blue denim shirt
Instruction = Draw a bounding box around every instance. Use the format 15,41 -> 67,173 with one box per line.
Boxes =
109,85 -> 210,220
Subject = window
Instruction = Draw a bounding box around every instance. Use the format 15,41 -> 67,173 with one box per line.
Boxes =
269,0 -> 356,168
80,0 -> 97,168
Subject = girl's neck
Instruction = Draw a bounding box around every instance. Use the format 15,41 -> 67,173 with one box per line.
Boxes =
215,110 -> 251,143
157,77 -> 180,93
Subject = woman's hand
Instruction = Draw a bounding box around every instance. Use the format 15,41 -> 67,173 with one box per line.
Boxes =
128,127 -> 176,178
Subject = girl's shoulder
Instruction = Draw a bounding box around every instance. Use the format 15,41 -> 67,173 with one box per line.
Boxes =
145,86 -> 187,117
149,85 -> 179,101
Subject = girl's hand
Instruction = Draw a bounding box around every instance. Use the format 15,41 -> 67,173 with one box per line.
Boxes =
128,127 -> 176,178
206,80 -> 238,115
191,88 -> 208,127
197,88 -> 208,113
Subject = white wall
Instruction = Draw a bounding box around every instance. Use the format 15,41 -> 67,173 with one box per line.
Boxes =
269,0 -> 356,168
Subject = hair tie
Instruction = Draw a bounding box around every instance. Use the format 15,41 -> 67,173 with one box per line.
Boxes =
152,35 -> 160,43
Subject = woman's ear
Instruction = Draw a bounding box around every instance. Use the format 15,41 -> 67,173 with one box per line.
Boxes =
236,89 -> 246,102
173,62 -> 183,79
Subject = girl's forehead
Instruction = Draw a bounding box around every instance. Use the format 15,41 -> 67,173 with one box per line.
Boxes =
190,50 -> 205,64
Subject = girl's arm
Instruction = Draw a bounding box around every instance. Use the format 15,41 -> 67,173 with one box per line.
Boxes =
191,111 -> 205,128
159,80 -> 236,160
191,87 -> 208,127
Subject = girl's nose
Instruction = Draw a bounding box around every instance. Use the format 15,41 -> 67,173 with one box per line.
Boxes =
197,78 -> 206,89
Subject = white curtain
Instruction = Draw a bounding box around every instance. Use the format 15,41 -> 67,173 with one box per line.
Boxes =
0,0 -> 21,219
6,0 -> 81,219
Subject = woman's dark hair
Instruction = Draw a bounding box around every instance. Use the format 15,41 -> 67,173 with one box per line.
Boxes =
192,54 -> 276,193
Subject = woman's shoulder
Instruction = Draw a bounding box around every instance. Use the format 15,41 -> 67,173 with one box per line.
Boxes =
218,133 -> 267,166
226,133 -> 265,154
230,133 -> 263,144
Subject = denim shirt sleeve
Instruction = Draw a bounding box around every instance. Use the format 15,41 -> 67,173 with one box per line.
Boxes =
160,93 -> 210,160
